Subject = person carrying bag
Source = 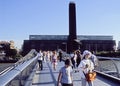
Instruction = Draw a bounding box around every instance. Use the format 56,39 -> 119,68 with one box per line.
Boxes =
84,68 -> 96,82
78,50 -> 96,86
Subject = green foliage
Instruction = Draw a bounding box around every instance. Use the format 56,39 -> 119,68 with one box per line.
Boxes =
96,51 -> 120,57
6,49 -> 17,59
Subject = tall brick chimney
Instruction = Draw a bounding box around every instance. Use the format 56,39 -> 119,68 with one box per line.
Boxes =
69,2 -> 77,40
67,2 -> 78,53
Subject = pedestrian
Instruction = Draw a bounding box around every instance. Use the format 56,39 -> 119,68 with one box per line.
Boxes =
57,59 -> 73,86
52,51 -> 58,71
90,51 -> 98,68
70,52 -> 74,69
37,50 -> 43,70
83,50 -> 98,68
78,50 -> 95,86
72,51 -> 77,72
76,50 -> 82,67
59,51 -> 62,62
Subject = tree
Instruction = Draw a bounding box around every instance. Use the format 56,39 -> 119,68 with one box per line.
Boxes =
6,49 -> 17,59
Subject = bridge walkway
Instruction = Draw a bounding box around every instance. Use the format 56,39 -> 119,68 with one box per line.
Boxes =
31,61 -> 119,86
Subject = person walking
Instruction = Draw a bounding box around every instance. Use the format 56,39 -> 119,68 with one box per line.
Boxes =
83,50 -> 98,68
37,50 -> 43,70
59,51 -> 62,62
52,51 -> 58,71
78,50 -> 95,86
72,51 -> 77,72
57,59 -> 73,86
76,50 -> 82,67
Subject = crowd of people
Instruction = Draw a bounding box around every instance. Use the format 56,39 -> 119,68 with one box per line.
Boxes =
37,49 -> 98,86
37,50 -> 59,71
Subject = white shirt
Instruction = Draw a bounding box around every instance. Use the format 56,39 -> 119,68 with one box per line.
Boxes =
38,53 -> 43,60
78,59 -> 94,78
60,66 -> 73,84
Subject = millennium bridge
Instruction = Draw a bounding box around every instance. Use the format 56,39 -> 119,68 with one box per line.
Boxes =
0,49 -> 120,86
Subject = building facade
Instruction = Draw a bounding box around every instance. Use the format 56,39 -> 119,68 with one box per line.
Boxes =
22,35 -> 116,55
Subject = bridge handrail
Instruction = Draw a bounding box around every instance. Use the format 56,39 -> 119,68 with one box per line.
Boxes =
97,56 -> 120,78
0,49 -> 38,86
0,49 -> 37,75
97,56 -> 120,60
14,49 -> 37,65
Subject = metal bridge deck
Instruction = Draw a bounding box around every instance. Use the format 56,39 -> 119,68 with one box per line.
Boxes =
31,61 -> 119,86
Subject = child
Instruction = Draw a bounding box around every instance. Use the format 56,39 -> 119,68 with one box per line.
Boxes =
57,59 -> 73,86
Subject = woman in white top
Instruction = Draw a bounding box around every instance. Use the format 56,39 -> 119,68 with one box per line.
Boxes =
78,50 -> 94,86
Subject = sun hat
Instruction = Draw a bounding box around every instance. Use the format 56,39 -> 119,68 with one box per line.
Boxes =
82,50 -> 92,57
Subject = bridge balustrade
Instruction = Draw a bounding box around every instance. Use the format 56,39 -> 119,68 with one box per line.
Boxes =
97,56 -> 120,79
0,49 -> 38,86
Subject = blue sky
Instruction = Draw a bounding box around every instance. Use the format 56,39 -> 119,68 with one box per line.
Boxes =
0,0 -> 120,49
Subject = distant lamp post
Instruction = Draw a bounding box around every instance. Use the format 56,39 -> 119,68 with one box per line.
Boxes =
62,42 -> 67,52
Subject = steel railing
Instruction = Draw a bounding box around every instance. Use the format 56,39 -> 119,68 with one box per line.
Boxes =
97,56 -> 120,78
0,49 -> 38,86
